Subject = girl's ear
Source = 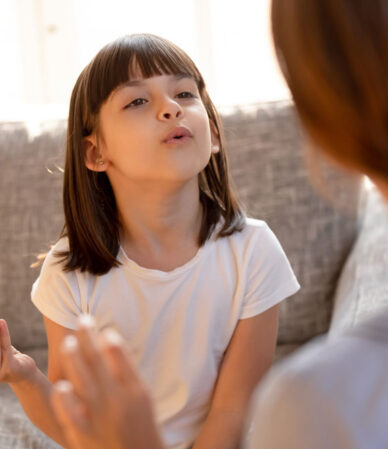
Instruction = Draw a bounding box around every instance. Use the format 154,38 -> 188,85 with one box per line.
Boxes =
210,121 -> 220,154
84,134 -> 106,172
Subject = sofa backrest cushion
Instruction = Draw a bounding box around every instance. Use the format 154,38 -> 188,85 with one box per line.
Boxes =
0,101 -> 361,349
223,102 -> 361,344
0,120 -> 66,349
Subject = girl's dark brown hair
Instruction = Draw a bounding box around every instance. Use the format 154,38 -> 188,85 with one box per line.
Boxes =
58,33 -> 245,275
271,0 -> 388,179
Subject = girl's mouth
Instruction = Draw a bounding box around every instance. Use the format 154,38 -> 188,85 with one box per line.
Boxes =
162,126 -> 193,143
164,135 -> 192,145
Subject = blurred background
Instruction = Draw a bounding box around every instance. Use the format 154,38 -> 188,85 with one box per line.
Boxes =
0,0 -> 290,120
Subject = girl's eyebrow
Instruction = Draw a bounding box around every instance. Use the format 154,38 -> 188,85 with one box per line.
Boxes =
115,73 -> 194,92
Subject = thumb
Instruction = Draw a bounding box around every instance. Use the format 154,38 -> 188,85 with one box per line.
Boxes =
0,319 -> 12,352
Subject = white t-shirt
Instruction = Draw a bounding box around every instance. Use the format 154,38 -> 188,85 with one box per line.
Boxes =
246,309 -> 388,449
31,218 -> 299,449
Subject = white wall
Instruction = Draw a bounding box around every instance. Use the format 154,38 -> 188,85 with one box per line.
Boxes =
0,0 -> 289,119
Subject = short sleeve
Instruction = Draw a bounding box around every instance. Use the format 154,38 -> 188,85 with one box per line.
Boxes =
240,221 -> 300,319
31,240 -> 82,329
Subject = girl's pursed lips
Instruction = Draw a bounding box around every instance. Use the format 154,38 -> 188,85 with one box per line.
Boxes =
162,126 -> 193,143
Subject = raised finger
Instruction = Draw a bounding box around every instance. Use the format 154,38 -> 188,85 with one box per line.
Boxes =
101,329 -> 141,386
61,335 -> 99,406
51,380 -> 89,431
75,316 -> 116,391
51,380 -> 89,449
76,316 -> 104,367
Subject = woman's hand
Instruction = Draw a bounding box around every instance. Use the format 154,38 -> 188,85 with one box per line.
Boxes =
51,317 -> 165,449
0,319 -> 37,384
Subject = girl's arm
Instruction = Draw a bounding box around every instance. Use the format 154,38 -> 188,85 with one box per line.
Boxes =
192,304 -> 280,449
1,317 -> 74,447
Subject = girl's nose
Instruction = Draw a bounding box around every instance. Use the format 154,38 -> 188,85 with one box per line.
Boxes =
158,100 -> 183,121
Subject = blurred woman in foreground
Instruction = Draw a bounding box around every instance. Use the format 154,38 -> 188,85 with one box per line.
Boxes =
247,1 -> 388,448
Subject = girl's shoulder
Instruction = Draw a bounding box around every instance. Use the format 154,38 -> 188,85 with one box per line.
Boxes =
225,217 -> 275,244
217,216 -> 288,263
36,237 -> 73,281
50,236 -> 70,252
244,217 -> 271,232
43,237 -> 69,266
214,215 -> 269,237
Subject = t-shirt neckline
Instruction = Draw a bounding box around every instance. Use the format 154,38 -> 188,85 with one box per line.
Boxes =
117,219 -> 225,280
118,242 -> 209,279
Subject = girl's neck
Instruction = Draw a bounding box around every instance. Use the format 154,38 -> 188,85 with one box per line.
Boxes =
116,179 -> 203,256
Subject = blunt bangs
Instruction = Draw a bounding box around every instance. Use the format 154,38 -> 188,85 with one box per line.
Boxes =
85,34 -> 205,123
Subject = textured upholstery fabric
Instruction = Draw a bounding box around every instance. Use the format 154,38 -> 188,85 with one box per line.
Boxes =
0,121 -> 66,350
329,186 -> 388,335
223,102 -> 361,344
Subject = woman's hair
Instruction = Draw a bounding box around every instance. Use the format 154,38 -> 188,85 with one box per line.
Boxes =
58,33 -> 245,275
271,0 -> 388,179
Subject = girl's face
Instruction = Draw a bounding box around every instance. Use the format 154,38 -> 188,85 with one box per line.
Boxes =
85,70 -> 219,187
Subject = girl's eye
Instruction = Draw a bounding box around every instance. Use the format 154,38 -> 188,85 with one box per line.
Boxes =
177,91 -> 196,99
125,98 -> 148,108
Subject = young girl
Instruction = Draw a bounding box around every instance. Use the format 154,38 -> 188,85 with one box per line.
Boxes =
0,34 -> 299,449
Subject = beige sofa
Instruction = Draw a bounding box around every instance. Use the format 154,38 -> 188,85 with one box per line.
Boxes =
1,100 -> 385,448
